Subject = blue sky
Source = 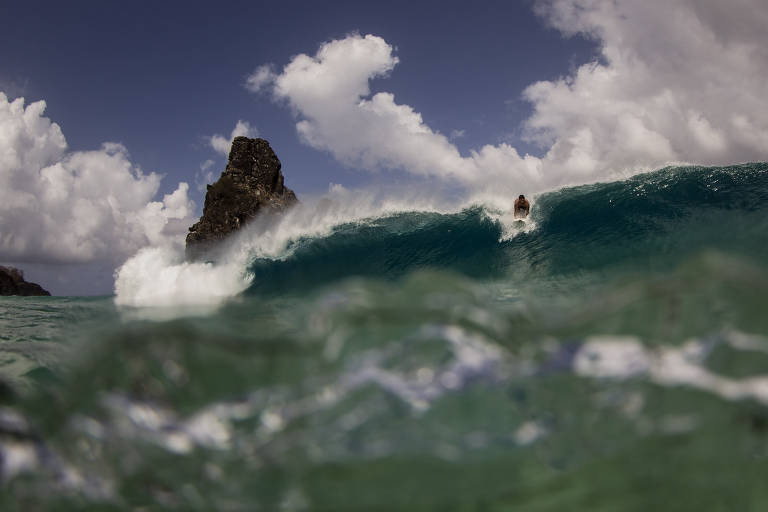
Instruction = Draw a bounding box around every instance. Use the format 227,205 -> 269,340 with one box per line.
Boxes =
2,0 -> 768,295
1,0 -> 596,201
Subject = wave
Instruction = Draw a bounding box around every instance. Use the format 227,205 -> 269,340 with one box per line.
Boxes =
245,163 -> 768,293
114,163 -> 768,306
18,164 -> 768,509
528,162 -> 768,274
245,207 -> 507,294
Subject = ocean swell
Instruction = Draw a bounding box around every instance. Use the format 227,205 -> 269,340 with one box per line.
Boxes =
114,163 -> 768,306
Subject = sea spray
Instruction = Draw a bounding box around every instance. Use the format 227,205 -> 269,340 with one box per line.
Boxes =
113,246 -> 252,308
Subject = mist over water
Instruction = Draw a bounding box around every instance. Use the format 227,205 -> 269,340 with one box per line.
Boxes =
3,163 -> 768,510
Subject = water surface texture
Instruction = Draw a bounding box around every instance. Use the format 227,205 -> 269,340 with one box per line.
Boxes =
2,164 -> 768,511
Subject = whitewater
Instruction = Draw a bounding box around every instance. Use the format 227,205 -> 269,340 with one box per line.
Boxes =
2,163 -> 768,510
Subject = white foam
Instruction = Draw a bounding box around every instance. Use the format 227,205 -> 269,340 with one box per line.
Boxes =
513,421 -> 547,446
573,337 -> 651,378
229,185 -> 455,261
1,442 -> 39,480
722,330 -> 768,354
573,336 -> 768,406
113,186 -> 460,309
113,184 -> 538,309
113,245 -> 251,309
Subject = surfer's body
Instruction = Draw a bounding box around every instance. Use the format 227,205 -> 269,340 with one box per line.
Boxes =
514,195 -> 530,219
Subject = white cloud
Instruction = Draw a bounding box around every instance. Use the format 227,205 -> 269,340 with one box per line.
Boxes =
268,34 -> 474,182
208,120 -> 257,156
525,0 -> 768,176
245,64 -> 276,93
0,92 -> 195,264
195,159 -> 217,192
253,5 -> 768,196
251,33 -> 561,194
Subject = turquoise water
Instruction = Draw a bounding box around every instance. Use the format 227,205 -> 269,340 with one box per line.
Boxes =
2,164 -> 768,510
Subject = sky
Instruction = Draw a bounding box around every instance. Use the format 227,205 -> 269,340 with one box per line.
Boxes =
2,0 -> 768,295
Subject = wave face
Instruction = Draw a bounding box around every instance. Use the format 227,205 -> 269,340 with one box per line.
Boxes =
246,207 -> 508,293
529,163 -> 768,273
3,163 -> 768,511
247,163 -> 768,293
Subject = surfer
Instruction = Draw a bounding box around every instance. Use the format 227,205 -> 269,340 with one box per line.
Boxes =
514,194 -> 530,218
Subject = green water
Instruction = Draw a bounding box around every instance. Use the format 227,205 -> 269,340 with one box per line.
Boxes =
1,164 -> 768,510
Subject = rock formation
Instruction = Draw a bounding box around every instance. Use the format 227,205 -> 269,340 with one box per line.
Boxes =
186,137 -> 298,259
0,266 -> 51,296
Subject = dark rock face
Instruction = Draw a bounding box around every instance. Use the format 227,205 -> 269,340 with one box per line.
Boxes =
186,137 -> 298,259
0,266 -> 51,296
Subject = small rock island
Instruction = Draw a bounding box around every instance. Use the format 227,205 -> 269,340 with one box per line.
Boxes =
186,137 -> 298,259
0,266 -> 51,296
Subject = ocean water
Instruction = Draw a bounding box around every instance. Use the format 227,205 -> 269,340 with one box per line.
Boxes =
2,163 -> 768,510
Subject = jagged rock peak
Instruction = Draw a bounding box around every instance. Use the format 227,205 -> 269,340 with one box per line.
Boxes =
185,137 -> 298,258
0,266 -> 51,296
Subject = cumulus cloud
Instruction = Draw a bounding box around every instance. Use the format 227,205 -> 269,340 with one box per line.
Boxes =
268,35 -> 474,182
526,0 -> 768,175
208,120 -> 257,156
0,92 -> 195,264
252,4 -> 768,196
250,34 -> 558,193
